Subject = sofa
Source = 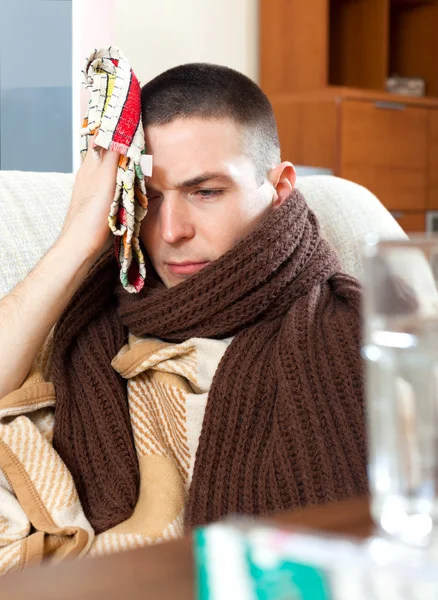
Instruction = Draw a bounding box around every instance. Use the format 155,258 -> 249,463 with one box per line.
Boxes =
0,171 -> 406,299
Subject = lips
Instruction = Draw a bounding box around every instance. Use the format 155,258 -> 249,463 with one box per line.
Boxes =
166,262 -> 210,276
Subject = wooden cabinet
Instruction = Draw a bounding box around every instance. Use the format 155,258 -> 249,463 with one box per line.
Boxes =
389,211 -> 426,233
340,99 -> 428,211
272,98 -> 339,172
260,0 -> 328,94
260,0 -> 438,233
428,110 -> 438,209
269,88 -> 438,231
261,0 -> 438,98
329,0 -> 389,91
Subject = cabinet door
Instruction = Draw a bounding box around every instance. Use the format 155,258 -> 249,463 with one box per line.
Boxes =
340,99 -> 428,210
389,210 -> 425,233
0,0 -> 72,172
428,109 -> 438,209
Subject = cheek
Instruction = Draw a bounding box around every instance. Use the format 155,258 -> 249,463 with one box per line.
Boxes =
224,194 -> 272,241
206,193 -> 271,253
199,202 -> 241,247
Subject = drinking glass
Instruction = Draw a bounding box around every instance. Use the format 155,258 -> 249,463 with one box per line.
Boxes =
363,235 -> 438,547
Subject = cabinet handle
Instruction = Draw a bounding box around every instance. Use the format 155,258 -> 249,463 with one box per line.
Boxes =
375,101 -> 406,111
390,211 -> 404,219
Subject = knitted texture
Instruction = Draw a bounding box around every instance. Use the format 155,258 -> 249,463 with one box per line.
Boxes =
51,257 -> 140,534
52,190 -> 368,533
81,46 -> 148,293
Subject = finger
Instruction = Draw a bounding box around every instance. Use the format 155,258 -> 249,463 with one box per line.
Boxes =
102,148 -> 121,167
90,128 -> 99,149
90,145 -> 103,162
83,128 -> 103,161
83,136 -> 100,165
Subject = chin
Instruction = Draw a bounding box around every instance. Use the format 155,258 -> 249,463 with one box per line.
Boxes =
164,279 -> 178,289
158,271 -> 181,289
165,275 -> 193,289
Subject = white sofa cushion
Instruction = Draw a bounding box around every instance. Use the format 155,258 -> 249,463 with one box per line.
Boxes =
0,172 -> 405,298
0,170 -> 73,297
297,175 -> 406,281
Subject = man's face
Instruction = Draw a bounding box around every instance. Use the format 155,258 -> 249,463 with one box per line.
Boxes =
140,118 -> 275,288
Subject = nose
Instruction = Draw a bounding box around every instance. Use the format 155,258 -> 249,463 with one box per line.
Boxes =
159,194 -> 194,244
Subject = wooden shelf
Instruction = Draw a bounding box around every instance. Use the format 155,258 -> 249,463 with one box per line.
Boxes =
268,86 -> 438,110
329,0 -> 389,90
261,0 -> 438,99
390,0 -> 438,96
391,0 -> 438,6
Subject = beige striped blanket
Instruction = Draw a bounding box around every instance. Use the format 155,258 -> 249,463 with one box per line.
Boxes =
0,331 -> 231,576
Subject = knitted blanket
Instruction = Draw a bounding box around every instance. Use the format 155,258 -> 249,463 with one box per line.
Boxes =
51,189 -> 369,533
81,46 -> 149,293
0,329 -> 230,575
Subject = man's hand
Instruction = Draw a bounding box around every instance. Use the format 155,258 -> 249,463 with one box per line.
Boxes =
0,139 -> 121,399
60,138 -> 120,261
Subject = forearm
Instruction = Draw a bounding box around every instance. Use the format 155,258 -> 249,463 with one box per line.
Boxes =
0,139 -> 119,399
0,236 -> 97,398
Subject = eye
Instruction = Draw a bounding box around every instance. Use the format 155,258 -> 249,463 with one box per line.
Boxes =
195,189 -> 224,198
147,192 -> 161,202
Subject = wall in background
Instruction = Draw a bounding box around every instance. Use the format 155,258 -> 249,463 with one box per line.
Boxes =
72,0 -> 258,170
0,0 -> 72,172
0,1 -> 258,173
114,0 -> 259,86
72,0 -> 116,170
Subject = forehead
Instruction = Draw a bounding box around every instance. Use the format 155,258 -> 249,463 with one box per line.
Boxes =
143,118 -> 254,186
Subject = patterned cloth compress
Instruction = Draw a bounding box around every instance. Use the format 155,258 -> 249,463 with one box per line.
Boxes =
81,46 -> 149,293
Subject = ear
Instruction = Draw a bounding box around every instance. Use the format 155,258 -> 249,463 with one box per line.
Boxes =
267,162 -> 296,208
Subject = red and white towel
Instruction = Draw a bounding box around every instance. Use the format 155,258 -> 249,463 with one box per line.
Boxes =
81,46 -> 150,293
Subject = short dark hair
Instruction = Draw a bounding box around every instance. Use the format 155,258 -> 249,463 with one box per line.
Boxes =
140,63 -> 281,181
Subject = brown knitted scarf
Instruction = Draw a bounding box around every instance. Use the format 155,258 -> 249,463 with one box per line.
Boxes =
52,189 -> 368,534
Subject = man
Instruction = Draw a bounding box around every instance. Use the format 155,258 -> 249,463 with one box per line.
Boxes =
0,63 -> 367,568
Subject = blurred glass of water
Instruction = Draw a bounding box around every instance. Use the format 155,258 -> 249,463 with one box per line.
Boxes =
363,236 -> 438,547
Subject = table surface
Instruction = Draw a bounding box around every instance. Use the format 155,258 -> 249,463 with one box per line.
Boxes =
0,497 -> 373,600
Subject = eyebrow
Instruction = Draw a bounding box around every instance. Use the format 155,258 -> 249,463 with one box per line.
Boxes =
177,172 -> 233,188
146,172 -> 234,192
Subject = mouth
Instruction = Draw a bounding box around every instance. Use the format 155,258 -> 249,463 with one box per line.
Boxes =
165,261 -> 211,276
